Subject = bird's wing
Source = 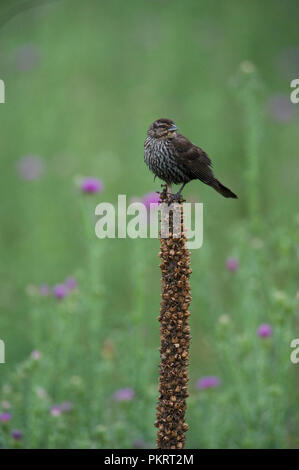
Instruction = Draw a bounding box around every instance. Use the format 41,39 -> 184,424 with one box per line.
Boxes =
173,134 -> 215,183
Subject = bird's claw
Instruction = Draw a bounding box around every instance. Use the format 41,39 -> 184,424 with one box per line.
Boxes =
158,185 -> 186,204
173,192 -> 182,200
167,192 -> 185,205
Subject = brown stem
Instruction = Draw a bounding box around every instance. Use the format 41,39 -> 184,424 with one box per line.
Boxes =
155,187 -> 192,449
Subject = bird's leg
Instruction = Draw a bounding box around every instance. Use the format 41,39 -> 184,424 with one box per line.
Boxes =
160,184 -> 173,205
173,183 -> 186,200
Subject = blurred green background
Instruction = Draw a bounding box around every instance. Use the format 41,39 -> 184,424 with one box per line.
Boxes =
0,0 -> 298,448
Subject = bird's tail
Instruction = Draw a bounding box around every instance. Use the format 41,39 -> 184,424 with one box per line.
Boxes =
212,179 -> 238,199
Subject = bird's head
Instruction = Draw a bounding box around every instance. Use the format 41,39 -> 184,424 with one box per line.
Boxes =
147,118 -> 178,139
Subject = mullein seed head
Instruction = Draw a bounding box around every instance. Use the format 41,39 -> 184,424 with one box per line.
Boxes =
155,187 -> 192,449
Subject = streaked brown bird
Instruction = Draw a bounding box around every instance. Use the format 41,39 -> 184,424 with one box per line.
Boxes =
144,118 -> 238,199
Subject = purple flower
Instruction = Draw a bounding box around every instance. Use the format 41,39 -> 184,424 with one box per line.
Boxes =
142,192 -> 161,210
16,155 -> 44,181
133,438 -> 145,449
226,257 -> 239,271
275,47 -> 299,79
50,401 -> 73,416
50,405 -> 61,417
196,376 -> 221,390
113,388 -> 135,402
59,401 -> 73,412
15,43 -> 41,72
80,177 -> 103,194
268,94 -> 296,123
0,412 -> 12,422
38,284 -> 50,296
30,350 -> 42,360
12,429 -> 22,440
257,324 -> 272,338
53,284 -> 69,299
65,277 -> 77,290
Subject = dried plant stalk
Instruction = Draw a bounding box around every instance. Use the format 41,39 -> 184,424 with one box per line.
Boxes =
155,187 -> 192,449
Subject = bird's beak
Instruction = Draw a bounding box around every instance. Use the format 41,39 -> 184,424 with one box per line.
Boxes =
169,124 -> 178,132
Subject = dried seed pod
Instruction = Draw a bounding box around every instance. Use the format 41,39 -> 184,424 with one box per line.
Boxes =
156,187 -> 192,450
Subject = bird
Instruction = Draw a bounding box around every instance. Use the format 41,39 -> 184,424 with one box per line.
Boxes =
144,118 -> 238,199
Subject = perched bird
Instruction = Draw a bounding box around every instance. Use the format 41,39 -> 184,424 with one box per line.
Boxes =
144,118 -> 237,199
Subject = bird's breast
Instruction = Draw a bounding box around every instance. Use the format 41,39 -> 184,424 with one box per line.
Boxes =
144,137 -> 189,184
144,138 -> 170,175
